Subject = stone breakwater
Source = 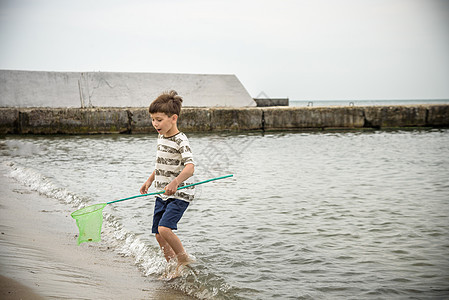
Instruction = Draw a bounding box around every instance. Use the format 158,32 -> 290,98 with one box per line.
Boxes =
0,105 -> 448,134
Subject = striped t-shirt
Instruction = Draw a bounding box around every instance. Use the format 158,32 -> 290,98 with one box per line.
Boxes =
154,132 -> 195,202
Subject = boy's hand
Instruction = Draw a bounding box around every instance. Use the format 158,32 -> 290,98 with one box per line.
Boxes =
140,180 -> 152,194
164,179 -> 179,196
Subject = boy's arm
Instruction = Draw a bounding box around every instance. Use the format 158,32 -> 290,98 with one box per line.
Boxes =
140,170 -> 155,194
164,163 -> 194,196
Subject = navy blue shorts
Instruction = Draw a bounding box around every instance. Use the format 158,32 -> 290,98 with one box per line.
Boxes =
152,197 -> 189,234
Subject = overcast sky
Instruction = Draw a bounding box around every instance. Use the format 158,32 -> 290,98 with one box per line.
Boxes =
1,0 -> 448,100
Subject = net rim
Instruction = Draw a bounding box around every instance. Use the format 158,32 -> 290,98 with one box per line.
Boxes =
71,203 -> 107,218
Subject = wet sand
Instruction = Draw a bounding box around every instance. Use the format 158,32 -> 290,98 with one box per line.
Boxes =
0,167 -> 191,299
0,275 -> 45,300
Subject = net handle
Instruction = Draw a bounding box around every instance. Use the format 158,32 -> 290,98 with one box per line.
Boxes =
106,174 -> 233,205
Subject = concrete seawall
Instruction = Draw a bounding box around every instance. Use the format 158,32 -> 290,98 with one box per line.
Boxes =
0,70 -> 255,107
1,105 -> 448,134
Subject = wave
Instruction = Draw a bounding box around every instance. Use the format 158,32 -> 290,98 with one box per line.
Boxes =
3,160 -> 87,208
2,160 -> 241,299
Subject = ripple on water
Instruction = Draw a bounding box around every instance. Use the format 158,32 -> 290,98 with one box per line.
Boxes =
2,130 -> 449,299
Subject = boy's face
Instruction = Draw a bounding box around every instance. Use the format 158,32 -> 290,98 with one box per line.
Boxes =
150,112 -> 178,137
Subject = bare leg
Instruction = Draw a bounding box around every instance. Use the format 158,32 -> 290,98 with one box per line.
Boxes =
155,233 -> 176,262
158,226 -> 193,278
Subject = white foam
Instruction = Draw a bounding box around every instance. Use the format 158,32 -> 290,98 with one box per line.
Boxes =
2,160 -> 167,276
2,160 -> 230,299
3,161 -> 85,208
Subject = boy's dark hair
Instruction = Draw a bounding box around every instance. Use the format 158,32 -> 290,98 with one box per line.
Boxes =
149,90 -> 183,116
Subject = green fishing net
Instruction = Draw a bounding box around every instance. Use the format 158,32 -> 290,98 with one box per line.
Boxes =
71,203 -> 107,245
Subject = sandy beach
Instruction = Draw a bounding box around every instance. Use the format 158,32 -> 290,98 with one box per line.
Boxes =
0,166 -> 191,299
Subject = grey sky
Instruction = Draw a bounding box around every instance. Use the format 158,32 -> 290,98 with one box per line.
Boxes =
1,0 -> 448,100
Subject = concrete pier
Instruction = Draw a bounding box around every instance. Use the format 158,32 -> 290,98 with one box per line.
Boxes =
1,105 -> 448,134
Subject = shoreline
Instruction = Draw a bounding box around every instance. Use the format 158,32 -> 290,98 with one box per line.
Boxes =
0,165 -> 192,299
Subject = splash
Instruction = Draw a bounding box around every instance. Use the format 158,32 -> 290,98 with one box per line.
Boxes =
2,161 -> 242,299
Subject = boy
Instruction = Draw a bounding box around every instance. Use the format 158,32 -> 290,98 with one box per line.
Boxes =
140,90 -> 195,278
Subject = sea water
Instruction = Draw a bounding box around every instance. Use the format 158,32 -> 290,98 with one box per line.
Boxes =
1,129 -> 448,299
290,99 -> 449,107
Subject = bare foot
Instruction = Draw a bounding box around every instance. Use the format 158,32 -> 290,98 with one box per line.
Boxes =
158,258 -> 177,280
177,252 -> 195,265
165,253 -> 195,280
